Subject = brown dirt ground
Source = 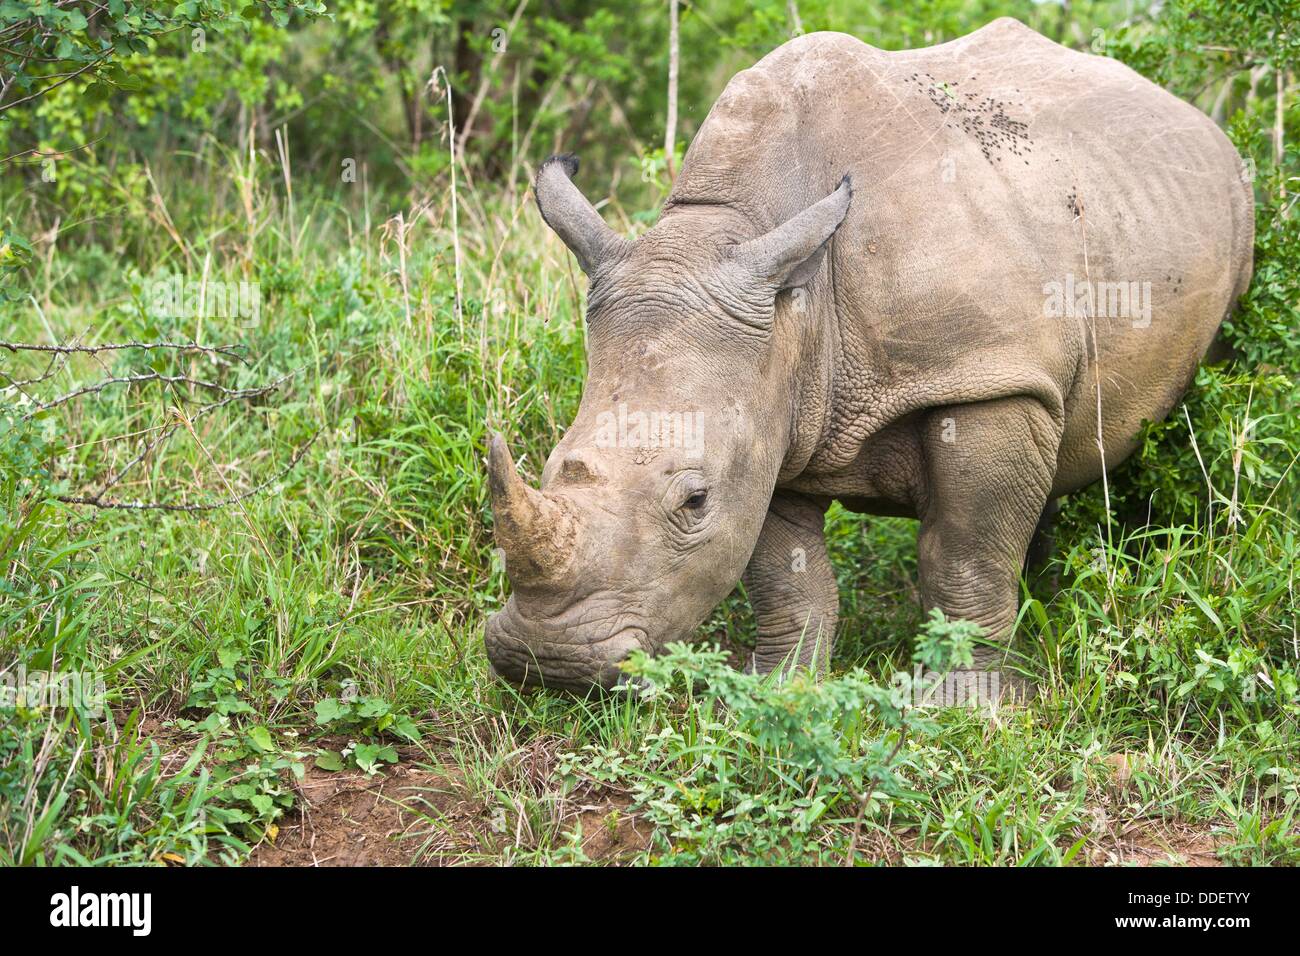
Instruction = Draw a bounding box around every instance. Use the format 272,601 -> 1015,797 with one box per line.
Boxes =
566,794 -> 655,862
249,755 -> 465,866
247,749 -> 652,867
1084,820 -> 1226,866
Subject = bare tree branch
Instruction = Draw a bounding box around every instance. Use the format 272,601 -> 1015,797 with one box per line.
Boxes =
455,0 -> 530,158
27,370 -> 282,416
83,372 -> 294,502
1,340 -> 247,362
57,429 -> 320,513
0,50 -> 111,114
6,334 -> 302,515
1,349 -> 67,393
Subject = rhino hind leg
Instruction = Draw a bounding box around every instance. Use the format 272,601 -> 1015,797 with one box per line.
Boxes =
741,491 -> 839,676
916,397 -> 1061,683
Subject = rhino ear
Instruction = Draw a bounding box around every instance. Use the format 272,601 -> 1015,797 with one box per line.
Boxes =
533,154 -> 630,275
732,176 -> 853,290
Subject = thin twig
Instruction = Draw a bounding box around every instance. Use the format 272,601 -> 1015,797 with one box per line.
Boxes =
0,134 -> 107,168
56,430 -> 319,512
0,349 -> 65,393
0,50 -> 111,114
845,730 -> 907,866
1,340 -> 247,361
85,373 -> 293,501
28,371 -> 279,416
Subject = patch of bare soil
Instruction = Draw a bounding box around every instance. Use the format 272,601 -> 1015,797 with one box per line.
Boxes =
248,749 -> 652,866
1086,820 -> 1226,867
250,754 -> 466,867
568,793 -> 654,862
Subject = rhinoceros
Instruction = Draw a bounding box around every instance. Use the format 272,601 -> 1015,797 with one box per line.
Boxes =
483,18 -> 1255,692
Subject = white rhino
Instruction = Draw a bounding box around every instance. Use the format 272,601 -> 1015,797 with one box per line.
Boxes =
484,18 -> 1255,691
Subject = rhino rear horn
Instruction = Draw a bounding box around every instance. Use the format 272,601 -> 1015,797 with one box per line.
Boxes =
533,154 -> 630,275
732,175 -> 853,290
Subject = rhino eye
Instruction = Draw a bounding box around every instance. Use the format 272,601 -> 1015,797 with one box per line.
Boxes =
664,473 -> 710,530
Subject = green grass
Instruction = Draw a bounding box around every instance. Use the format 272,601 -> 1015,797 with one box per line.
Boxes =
2,142 -> 1298,866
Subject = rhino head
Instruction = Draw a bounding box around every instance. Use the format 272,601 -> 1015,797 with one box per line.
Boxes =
484,155 -> 851,692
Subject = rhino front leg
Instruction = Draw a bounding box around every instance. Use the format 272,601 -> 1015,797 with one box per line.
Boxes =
741,491 -> 839,675
917,397 -> 1061,674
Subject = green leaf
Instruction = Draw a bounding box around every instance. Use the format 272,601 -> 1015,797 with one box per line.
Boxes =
314,697 -> 349,725
314,750 -> 344,772
351,743 -> 397,775
246,725 -> 274,753
388,714 -> 420,742
355,696 -> 389,718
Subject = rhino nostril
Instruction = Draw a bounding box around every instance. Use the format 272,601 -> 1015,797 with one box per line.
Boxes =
595,628 -> 647,685
603,627 -> 646,658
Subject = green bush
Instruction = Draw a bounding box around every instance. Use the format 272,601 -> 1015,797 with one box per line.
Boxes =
559,612 -> 983,865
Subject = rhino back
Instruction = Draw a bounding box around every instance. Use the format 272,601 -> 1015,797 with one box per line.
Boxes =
673,18 -> 1254,494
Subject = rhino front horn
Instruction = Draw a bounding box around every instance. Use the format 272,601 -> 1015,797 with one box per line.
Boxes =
487,433 -> 575,586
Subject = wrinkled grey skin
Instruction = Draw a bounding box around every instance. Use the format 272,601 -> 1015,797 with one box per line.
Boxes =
484,19 -> 1254,692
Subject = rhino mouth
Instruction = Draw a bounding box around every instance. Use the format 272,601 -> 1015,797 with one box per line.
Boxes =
484,600 -> 648,692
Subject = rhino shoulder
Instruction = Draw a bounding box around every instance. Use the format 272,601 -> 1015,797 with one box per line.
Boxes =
976,16 -> 1050,41
749,30 -> 884,81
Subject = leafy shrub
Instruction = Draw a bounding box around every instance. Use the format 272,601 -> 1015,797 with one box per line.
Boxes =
559,613 -> 980,865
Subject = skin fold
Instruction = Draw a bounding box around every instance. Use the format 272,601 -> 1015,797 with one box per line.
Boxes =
483,18 -> 1255,692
